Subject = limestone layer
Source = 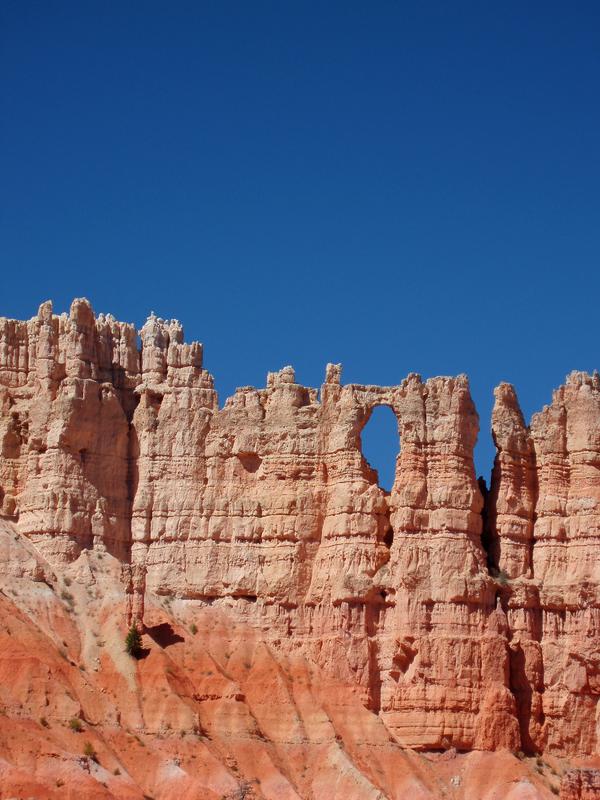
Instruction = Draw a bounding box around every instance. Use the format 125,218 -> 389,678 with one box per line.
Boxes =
1,299 -> 599,763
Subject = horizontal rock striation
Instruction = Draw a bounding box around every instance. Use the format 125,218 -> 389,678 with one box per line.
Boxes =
0,299 -> 599,764
490,375 -> 600,757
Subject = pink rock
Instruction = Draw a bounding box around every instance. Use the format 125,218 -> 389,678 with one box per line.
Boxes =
0,299 -> 599,798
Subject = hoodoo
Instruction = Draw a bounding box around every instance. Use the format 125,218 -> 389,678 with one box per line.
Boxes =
0,299 -> 598,799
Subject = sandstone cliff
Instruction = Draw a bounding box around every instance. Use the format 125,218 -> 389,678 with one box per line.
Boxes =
0,299 -> 598,799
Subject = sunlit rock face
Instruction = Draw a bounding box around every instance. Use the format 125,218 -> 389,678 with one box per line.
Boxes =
489,373 -> 600,757
0,300 -> 599,799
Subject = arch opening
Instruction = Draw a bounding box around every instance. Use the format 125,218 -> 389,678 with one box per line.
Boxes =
360,405 -> 400,493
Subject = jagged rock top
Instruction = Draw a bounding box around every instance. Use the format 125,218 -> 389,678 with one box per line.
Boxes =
1,298 -> 599,763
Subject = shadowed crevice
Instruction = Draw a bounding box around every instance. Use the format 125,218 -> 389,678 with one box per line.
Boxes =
146,622 -> 185,648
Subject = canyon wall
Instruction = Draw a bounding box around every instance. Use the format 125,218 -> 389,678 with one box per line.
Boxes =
0,299 -> 598,763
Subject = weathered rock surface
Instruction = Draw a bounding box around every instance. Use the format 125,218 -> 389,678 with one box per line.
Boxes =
490,375 -> 600,758
0,299 -> 598,799
560,769 -> 600,800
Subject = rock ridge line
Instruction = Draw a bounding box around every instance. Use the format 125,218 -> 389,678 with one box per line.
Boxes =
1,298 -> 599,760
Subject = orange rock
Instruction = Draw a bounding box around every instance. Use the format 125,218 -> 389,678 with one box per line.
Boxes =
0,299 -> 599,798
560,769 -> 600,799
489,372 -> 600,756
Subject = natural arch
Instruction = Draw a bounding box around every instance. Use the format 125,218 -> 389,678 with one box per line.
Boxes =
360,404 -> 400,493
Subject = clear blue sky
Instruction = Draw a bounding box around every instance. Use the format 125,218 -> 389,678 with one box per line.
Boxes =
2,2 -> 599,488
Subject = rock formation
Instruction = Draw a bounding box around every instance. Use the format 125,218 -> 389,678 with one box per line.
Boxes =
490,375 -> 600,758
561,770 -> 600,800
0,298 -> 599,799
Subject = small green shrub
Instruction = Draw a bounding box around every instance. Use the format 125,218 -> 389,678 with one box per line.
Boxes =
190,623 -> 198,635
68,718 -> 83,732
83,740 -> 97,761
490,567 -> 510,586
125,625 -> 143,658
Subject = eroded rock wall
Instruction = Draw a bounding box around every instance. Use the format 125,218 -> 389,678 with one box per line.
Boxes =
0,299 -> 598,760
490,373 -> 600,757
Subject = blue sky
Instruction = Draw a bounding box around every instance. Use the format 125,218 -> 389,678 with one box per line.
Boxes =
2,2 -> 599,488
